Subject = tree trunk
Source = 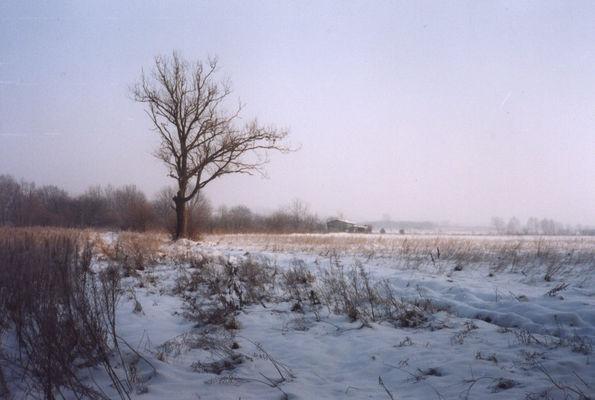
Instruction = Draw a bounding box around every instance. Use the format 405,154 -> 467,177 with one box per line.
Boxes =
174,197 -> 187,239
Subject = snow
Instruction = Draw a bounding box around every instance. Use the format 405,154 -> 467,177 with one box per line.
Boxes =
5,233 -> 595,399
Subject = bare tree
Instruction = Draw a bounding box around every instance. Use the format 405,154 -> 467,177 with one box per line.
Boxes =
133,52 -> 289,239
287,198 -> 310,231
490,216 -> 505,234
506,216 -> 521,235
111,185 -> 154,231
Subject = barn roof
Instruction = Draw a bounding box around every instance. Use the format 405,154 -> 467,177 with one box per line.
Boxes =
326,218 -> 357,225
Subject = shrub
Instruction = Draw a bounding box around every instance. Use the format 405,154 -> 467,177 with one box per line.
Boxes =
98,232 -> 163,274
282,260 -> 317,307
175,255 -> 277,328
317,259 -> 437,327
0,228 -> 130,399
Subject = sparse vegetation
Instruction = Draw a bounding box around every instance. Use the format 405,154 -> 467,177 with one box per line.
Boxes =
0,228 -> 130,399
4,3 -> 594,398
173,254 -> 278,328
206,233 -> 595,277
97,231 -> 164,274
313,258 -> 441,327
1,228 -> 593,399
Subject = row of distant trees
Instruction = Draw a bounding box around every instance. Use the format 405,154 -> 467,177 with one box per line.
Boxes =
490,216 -> 587,235
0,175 -> 325,237
3,175 -> 590,237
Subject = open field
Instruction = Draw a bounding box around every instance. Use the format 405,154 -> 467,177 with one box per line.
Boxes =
204,233 -> 595,276
4,3 -> 595,399
1,229 -> 594,399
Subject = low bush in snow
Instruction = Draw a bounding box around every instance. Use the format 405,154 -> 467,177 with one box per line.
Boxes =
0,227 -> 131,399
281,259 -> 318,311
96,231 -> 164,274
318,258 -> 441,327
175,255 -> 278,329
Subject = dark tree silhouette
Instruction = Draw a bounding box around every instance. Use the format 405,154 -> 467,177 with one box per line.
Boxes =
133,52 -> 289,238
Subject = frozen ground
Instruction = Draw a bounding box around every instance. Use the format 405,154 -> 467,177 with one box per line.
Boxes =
90,233 -> 593,400
7,233 -> 595,399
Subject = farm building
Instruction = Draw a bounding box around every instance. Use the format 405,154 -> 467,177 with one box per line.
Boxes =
326,219 -> 372,233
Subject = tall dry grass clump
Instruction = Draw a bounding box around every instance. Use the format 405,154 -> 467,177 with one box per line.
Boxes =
95,231 -> 165,274
175,255 -> 278,330
0,227 -> 131,399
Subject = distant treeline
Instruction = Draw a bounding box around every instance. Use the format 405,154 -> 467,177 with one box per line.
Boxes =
1,175 -> 591,237
0,175 -> 325,237
490,216 -> 589,236
366,220 -> 436,231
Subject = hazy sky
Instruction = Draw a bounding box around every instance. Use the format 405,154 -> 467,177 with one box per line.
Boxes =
1,1 -> 594,225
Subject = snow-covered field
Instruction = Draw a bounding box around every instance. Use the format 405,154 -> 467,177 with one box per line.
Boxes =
101,233 -> 594,400
5,232 -> 595,399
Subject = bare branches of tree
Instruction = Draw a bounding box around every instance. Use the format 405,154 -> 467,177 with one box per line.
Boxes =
133,52 -> 290,239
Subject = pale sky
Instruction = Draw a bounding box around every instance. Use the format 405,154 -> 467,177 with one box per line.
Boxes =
1,1 -> 594,225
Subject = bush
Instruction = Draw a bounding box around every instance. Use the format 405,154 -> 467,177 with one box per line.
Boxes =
97,232 -> 163,274
0,228 -> 130,399
175,255 -> 277,328
282,260 -> 317,306
318,258 -> 437,327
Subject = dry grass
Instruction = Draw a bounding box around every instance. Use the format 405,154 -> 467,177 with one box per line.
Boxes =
205,233 -> 595,275
318,259 -> 443,327
95,231 -> 166,274
0,227 -> 130,399
172,250 -> 442,330
174,254 -> 278,329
